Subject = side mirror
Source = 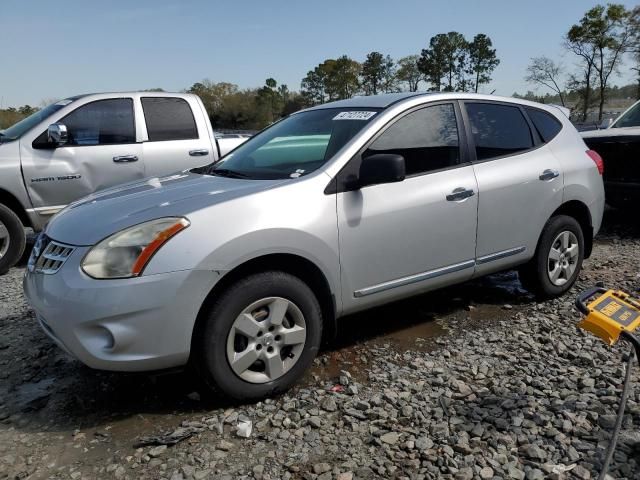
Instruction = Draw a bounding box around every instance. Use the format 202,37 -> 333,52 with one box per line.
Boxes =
358,153 -> 406,188
47,123 -> 68,146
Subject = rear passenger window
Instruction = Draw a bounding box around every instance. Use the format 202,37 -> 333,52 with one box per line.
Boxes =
526,108 -> 562,143
142,97 -> 198,141
466,103 -> 533,161
365,103 -> 460,176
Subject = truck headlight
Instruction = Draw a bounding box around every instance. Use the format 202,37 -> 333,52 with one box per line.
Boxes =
81,217 -> 189,279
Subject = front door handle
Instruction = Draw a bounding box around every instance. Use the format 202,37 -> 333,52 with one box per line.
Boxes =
189,149 -> 209,157
539,169 -> 559,181
446,187 -> 475,202
113,155 -> 139,163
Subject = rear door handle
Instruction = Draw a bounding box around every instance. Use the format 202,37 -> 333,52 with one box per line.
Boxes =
189,149 -> 209,157
113,155 -> 138,163
539,169 -> 559,181
446,187 -> 475,202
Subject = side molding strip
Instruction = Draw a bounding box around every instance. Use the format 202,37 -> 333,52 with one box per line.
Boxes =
476,246 -> 526,265
354,260 -> 475,298
353,246 -> 526,298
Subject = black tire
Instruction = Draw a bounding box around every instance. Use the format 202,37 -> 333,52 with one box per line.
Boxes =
0,203 -> 26,276
519,215 -> 584,299
193,271 -> 323,401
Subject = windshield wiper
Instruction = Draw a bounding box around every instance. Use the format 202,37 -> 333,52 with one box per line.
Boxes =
210,168 -> 251,179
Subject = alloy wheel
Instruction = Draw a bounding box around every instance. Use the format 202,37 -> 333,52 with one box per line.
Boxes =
547,230 -> 579,286
0,221 -> 9,260
226,297 -> 307,384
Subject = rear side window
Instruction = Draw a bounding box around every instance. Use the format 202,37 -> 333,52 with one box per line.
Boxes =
365,103 -> 460,176
466,103 -> 533,161
62,98 -> 135,146
142,97 -> 198,141
526,108 -> 562,142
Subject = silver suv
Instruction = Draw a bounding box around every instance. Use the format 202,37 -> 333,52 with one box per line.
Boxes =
24,93 -> 605,400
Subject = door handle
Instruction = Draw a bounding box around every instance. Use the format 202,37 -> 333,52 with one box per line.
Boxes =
113,155 -> 139,163
446,187 -> 475,202
189,149 -> 209,157
539,169 -> 559,181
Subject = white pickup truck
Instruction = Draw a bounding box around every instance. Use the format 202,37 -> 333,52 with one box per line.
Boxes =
0,92 -> 246,274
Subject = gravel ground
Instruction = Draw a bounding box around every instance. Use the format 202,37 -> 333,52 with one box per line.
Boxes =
1,209 -> 639,480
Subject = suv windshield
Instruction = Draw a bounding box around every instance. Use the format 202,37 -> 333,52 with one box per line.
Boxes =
0,99 -> 75,142
612,101 -> 640,129
202,108 -> 381,180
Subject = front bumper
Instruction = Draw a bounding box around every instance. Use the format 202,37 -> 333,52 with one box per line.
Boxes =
23,244 -> 220,372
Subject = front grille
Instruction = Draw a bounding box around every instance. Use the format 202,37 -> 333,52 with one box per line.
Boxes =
33,239 -> 75,274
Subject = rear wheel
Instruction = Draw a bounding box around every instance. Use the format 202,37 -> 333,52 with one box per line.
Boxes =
194,271 -> 322,401
519,215 -> 584,298
0,204 -> 26,275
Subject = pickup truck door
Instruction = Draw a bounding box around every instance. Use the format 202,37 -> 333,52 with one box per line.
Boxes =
336,102 -> 478,314
20,97 -> 145,218
140,96 -> 215,176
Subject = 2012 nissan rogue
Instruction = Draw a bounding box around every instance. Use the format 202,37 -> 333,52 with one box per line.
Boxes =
23,92 -> 605,401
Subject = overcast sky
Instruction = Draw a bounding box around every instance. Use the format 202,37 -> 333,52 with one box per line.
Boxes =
1,0 -> 638,107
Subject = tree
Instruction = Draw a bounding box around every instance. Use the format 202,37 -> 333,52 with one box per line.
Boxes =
396,55 -> 423,92
567,4 -> 634,121
419,32 -> 469,91
630,6 -> 640,98
381,55 -> 399,93
524,56 -> 567,106
361,51 -> 386,95
467,34 -> 500,93
323,56 -> 361,100
301,66 -> 328,105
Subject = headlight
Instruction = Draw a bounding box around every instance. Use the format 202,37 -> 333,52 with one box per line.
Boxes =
81,217 -> 190,279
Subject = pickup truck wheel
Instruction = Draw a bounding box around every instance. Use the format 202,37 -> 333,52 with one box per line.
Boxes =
0,204 -> 26,275
194,271 -> 322,401
518,215 -> 584,299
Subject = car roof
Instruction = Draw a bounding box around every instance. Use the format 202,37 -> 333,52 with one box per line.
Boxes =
301,92 -> 557,113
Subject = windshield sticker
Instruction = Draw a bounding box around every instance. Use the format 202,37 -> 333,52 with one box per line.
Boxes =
290,169 -> 305,178
54,99 -> 73,106
333,111 -> 377,121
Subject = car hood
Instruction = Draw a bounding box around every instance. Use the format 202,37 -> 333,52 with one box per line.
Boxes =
46,171 -> 287,245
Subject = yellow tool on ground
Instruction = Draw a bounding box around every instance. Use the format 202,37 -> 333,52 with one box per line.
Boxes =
576,287 -> 640,345
576,286 -> 640,480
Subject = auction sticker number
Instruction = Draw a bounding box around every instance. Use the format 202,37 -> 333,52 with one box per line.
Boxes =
333,111 -> 377,121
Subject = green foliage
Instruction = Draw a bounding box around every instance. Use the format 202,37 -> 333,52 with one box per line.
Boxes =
396,55 -> 423,92
566,3 -> 635,120
418,32 -> 497,92
301,56 -> 361,103
0,105 -> 38,129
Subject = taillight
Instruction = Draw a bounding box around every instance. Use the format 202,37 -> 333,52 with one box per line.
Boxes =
586,149 -> 604,175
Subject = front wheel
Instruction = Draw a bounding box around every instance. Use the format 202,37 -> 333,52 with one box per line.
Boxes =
193,271 -> 322,401
0,203 -> 26,275
519,215 -> 585,298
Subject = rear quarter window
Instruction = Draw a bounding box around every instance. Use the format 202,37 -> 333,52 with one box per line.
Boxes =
525,108 -> 563,143
141,97 -> 198,142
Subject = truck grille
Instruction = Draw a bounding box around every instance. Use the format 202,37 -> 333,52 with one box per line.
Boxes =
30,236 -> 75,274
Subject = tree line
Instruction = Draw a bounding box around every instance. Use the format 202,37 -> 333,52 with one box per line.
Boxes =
524,4 -> 640,122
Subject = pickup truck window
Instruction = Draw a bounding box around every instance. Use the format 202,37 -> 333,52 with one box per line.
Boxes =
0,101 -> 70,142
61,98 -> 135,146
141,97 -> 198,141
612,102 -> 640,128
207,108 -> 381,180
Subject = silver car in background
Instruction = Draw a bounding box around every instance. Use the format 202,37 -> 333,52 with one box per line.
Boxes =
24,92 -> 605,400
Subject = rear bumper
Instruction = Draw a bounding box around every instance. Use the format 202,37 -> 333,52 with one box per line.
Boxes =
23,246 -> 219,371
